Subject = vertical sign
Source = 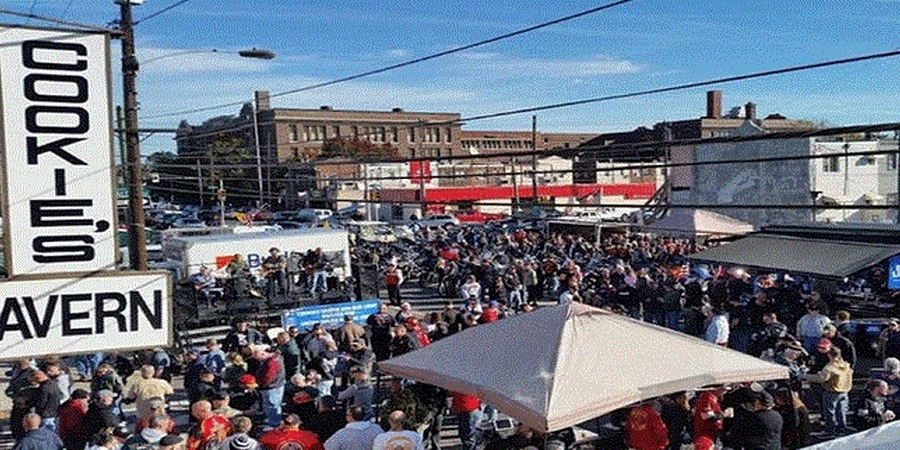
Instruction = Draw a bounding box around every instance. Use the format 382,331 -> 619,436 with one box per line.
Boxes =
889,254 -> 900,291
0,27 -> 116,275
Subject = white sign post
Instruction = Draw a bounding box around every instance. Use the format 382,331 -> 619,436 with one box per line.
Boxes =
0,26 -> 117,276
0,26 -> 172,360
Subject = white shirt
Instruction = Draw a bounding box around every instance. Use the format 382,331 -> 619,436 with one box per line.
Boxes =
324,421 -> 384,450
705,314 -> 730,345
372,430 -> 423,450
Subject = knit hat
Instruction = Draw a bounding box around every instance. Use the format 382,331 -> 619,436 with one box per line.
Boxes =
228,435 -> 254,450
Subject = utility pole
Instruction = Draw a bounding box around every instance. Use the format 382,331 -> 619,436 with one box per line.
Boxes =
252,99 -> 263,207
197,159 -> 204,208
418,121 -> 425,218
896,129 -> 900,224
531,115 -> 538,208
119,0 -> 147,270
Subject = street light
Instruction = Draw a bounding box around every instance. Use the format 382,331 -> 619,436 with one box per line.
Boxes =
139,47 -> 276,66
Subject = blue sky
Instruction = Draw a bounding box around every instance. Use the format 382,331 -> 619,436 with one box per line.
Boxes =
4,0 -> 900,154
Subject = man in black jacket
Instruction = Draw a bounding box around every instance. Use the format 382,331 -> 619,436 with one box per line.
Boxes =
30,371 -> 62,431
727,390 -> 783,450
83,390 -> 121,440
823,324 -> 857,369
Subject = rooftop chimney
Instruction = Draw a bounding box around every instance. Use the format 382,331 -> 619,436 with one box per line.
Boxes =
745,102 -> 757,120
320,105 -> 332,110
392,107 -> 403,113
254,90 -> 270,110
706,90 -> 722,119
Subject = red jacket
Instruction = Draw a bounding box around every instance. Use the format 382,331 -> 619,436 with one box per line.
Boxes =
626,404 -> 669,450
451,392 -> 481,414
693,391 -> 724,442
259,427 -> 324,450
57,398 -> 87,441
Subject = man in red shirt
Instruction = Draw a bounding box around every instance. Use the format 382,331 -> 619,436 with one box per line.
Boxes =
187,400 -> 231,450
626,402 -> 669,450
479,301 -> 500,324
259,414 -> 324,450
451,392 -> 482,450
57,389 -> 90,450
692,388 -> 731,448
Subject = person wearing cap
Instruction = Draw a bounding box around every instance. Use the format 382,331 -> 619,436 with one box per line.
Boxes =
186,400 -> 231,450
394,302 -> 415,324
336,315 -> 367,354
372,410 -> 423,450
157,435 -> 183,450
726,390 -> 782,450
253,347 -> 286,429
259,414 -> 323,450
822,323 -> 856,369
124,365 -> 174,421
90,364 -> 124,400
338,367 -> 374,422
230,374 -> 263,421
219,416 -> 261,450
802,346 -> 853,436
795,301 -> 831,355
15,413 -> 63,450
57,389 -> 90,450
323,405 -> 383,450
83,390 -> 121,441
122,413 -> 172,450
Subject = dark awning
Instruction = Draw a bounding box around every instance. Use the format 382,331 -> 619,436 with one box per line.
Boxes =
689,234 -> 900,278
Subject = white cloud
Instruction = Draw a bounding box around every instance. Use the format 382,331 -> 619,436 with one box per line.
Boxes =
455,53 -> 641,78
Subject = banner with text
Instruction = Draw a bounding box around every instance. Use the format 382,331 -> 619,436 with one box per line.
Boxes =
889,254 -> 900,291
282,300 -> 380,331
0,27 -> 116,275
0,272 -> 171,360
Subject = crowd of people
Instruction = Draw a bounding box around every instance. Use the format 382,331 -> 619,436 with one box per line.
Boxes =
6,223 -> 900,450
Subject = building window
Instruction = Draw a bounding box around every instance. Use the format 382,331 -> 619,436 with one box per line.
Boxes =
409,128 -> 415,143
319,126 -> 326,141
301,126 -> 309,141
391,127 -> 399,143
446,127 -> 452,142
332,126 -> 340,138
823,156 -> 840,172
291,147 -> 299,160
888,153 -> 898,170
351,126 -> 358,138
289,124 -> 298,142
378,127 -> 386,142
410,148 -> 416,158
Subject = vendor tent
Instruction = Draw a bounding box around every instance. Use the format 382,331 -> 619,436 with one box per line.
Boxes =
379,302 -> 788,433
690,234 -> 900,278
801,420 -> 900,449
642,208 -> 754,238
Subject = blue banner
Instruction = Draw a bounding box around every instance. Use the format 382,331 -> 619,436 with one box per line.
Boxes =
281,299 -> 380,331
890,255 -> 900,291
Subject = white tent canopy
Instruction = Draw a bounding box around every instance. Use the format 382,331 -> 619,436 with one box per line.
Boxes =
802,420 -> 900,449
643,208 -> 755,238
379,302 -> 788,433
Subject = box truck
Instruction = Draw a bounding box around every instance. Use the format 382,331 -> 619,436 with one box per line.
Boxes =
162,228 -> 350,281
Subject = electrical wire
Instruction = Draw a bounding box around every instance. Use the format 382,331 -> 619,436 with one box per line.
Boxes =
142,0 -> 636,119
134,0 -> 191,25
150,120 -> 900,172
60,0 -> 76,19
0,7 -> 115,33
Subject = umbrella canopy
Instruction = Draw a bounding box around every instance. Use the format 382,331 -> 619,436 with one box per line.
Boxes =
379,302 -> 788,433
801,420 -> 900,449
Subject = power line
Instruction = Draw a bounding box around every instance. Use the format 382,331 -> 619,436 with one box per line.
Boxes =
143,0 -> 636,119
0,7 -> 115,33
60,0 -> 76,19
134,0 -> 191,25
25,0 -> 37,25
151,120 -> 900,171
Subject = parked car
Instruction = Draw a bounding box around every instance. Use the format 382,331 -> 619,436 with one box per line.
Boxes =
170,217 -> 208,229
418,214 -> 461,228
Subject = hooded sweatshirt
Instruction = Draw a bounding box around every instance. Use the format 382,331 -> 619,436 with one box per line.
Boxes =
821,359 -> 853,393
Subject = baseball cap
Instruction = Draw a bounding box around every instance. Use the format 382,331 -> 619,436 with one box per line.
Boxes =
228,435 -> 253,450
